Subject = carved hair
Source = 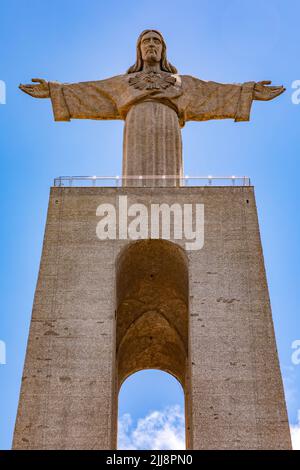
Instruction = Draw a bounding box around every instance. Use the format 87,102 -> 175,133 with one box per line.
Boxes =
127,30 -> 178,74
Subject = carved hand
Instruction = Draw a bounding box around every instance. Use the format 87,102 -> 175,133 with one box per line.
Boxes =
253,80 -> 285,101
19,78 -> 50,98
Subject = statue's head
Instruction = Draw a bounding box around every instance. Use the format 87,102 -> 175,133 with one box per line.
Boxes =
127,30 -> 177,74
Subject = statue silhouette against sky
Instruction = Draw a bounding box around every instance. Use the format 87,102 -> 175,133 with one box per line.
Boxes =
20,29 -> 285,186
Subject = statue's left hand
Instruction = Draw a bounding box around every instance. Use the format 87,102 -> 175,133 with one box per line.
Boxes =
253,80 -> 285,101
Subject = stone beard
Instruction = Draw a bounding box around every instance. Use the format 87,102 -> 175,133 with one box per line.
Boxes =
48,71 -> 255,186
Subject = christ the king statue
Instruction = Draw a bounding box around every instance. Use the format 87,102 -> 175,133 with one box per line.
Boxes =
20,29 -> 285,186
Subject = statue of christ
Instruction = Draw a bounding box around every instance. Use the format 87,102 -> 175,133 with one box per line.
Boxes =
20,29 -> 285,186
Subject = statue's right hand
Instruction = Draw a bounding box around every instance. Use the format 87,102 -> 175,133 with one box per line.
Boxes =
19,78 -> 50,98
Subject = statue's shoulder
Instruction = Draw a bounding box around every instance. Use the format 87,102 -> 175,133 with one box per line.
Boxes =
180,75 -> 209,87
97,73 -> 126,83
90,74 -> 129,94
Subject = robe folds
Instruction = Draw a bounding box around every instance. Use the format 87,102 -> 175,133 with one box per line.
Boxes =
49,73 -> 255,186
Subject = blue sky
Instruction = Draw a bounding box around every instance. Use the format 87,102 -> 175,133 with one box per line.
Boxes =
0,0 -> 299,450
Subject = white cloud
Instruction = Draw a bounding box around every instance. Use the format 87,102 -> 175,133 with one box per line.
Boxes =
291,410 -> 300,450
118,405 -> 185,450
119,404 -> 300,450
282,365 -> 298,408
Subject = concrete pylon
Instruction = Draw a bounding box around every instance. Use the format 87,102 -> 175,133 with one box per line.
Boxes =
13,185 -> 292,449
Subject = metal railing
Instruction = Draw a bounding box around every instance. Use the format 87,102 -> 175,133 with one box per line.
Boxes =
53,175 -> 251,187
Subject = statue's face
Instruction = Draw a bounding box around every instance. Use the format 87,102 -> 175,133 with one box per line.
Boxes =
140,31 -> 163,65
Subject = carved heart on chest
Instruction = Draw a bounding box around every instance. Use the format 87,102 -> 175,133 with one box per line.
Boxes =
128,71 -> 177,90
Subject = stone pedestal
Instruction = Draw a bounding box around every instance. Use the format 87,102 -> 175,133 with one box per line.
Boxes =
13,186 -> 291,449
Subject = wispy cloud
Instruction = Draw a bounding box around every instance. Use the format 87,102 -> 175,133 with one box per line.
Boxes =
118,405 -> 185,450
291,410 -> 300,450
118,403 -> 300,450
282,365 -> 298,407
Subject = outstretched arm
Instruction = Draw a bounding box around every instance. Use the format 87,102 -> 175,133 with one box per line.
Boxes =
182,76 -> 285,124
19,77 -> 121,121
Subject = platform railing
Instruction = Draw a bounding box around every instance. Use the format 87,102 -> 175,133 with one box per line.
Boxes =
53,175 -> 251,187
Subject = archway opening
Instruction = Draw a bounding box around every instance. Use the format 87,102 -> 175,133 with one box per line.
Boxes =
113,239 -> 191,448
118,370 -> 186,450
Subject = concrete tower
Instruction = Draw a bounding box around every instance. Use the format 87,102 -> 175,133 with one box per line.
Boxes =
13,183 -> 291,449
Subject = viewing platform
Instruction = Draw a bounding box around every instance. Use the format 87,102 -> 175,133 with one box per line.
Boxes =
53,175 -> 251,187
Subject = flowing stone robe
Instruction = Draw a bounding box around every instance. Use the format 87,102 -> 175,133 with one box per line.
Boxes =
49,72 -> 255,186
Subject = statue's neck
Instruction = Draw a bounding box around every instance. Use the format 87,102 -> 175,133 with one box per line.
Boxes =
142,62 -> 162,73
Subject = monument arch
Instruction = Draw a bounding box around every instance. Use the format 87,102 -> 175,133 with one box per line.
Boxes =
114,239 -> 192,448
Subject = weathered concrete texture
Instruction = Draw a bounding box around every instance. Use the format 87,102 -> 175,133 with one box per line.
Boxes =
13,186 -> 291,449
116,239 -> 189,387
